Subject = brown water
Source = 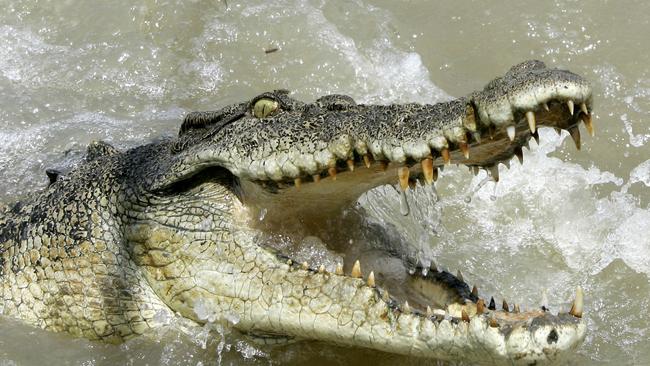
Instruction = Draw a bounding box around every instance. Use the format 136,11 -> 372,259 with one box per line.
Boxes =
1,0 -> 649,365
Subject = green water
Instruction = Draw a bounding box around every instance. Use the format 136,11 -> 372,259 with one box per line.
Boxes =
1,0 -> 649,364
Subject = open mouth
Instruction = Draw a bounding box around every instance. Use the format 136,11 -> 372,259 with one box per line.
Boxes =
232,94 -> 590,338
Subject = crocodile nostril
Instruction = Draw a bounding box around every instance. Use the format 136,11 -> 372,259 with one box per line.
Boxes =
547,329 -> 559,344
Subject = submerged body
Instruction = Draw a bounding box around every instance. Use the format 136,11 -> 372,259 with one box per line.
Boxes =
0,61 -> 591,364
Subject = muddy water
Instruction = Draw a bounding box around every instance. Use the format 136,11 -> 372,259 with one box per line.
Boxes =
1,0 -> 649,365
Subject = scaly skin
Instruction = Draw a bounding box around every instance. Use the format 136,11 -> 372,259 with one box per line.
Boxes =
1,61 -> 591,364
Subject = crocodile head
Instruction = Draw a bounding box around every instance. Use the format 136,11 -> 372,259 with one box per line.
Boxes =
136,60 -> 591,364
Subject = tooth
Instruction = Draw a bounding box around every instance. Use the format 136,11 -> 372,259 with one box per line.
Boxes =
441,148 -> 450,165
569,286 -> 584,318
514,304 -> 521,313
432,167 -> 438,181
472,166 -> 479,176
567,100 -> 575,115
318,264 -> 325,274
476,299 -> 485,315
503,160 -> 510,169
461,309 -> 470,323
301,261 -> 309,270
525,111 -> 536,133
399,190 -> 410,216
502,299 -> 509,312
367,271 -> 376,287
569,126 -> 581,150
543,102 -> 550,111
398,167 -> 410,191
382,290 -> 390,302
554,127 -> 562,136
335,263 -> 343,275
294,178 -> 302,188
581,113 -> 595,137
312,174 -> 321,183
580,103 -> 588,115
426,306 -> 433,317
489,165 -> 499,182
514,146 -> 524,164
422,158 -> 434,184
507,125 -> 516,141
488,125 -> 496,140
457,270 -> 464,282
460,142 -> 470,159
489,317 -> 499,328
346,159 -> 355,172
351,260 -> 362,278
363,154 -> 372,168
471,285 -> 478,298
430,261 -> 438,272
328,167 -> 337,180
488,297 -> 496,310
403,301 -> 411,314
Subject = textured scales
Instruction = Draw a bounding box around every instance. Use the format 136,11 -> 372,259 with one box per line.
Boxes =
1,61 -> 592,364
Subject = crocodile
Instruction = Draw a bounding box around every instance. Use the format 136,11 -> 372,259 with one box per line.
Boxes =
0,60 -> 592,364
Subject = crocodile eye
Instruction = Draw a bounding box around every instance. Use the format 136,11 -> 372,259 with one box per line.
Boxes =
253,98 -> 279,118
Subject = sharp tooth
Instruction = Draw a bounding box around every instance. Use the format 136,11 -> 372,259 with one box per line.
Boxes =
318,264 -> 325,274
507,125 -> 516,141
351,260 -> 362,278
488,125 -> 496,140
525,111 -> 536,133
426,306 -> 433,317
312,174 -> 321,183
580,103 -> 588,115
335,263 -> 343,275
398,167 -> 410,191
460,142 -> 470,159
555,127 -> 562,136
363,154 -> 372,168
489,317 -> 499,328
328,167 -> 337,180
461,309 -> 470,323
432,167 -> 438,181
294,177 -> 302,188
422,158 -> 434,184
399,190 -> 410,216
367,271 -> 376,287
430,261 -> 438,272
476,299 -> 485,315
502,299 -> 509,312
581,113 -> 595,137
382,290 -> 390,302
569,286 -> 584,318
403,301 -> 411,314
489,165 -> 499,182
457,270 -> 464,282
471,285 -> 478,298
488,297 -> 496,310
514,304 -> 521,313
301,261 -> 309,270
472,166 -> 479,176
543,102 -> 550,111
441,148 -> 451,165
567,100 -> 575,115
569,126 -> 581,150
346,159 -> 355,172
514,146 -> 524,164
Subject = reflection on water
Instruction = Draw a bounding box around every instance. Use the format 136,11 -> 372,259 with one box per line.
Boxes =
1,0 -> 649,364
